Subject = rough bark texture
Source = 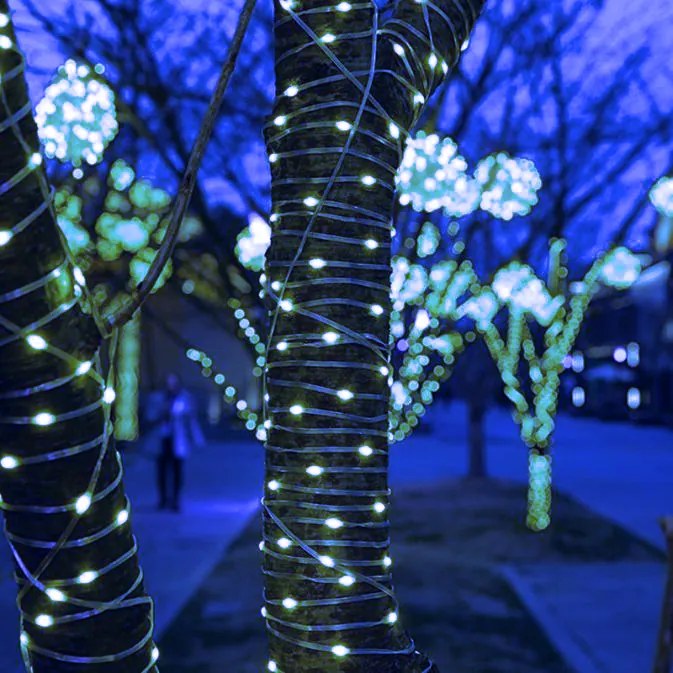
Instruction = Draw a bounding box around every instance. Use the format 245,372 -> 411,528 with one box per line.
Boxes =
262,1 -> 485,671
0,5 -> 157,671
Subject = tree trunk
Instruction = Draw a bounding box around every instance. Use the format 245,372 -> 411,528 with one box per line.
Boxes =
0,6 -> 157,671
262,1 -> 484,671
467,401 -> 487,479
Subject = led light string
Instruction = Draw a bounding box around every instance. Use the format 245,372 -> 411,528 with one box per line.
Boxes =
472,244 -> 641,530
261,1 -> 483,671
0,8 -> 157,671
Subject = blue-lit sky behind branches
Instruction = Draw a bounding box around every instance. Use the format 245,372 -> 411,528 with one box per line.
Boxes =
11,0 -> 673,277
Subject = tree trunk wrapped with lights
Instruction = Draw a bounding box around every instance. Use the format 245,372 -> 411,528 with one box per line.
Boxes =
262,1 -> 484,671
0,5 -> 157,671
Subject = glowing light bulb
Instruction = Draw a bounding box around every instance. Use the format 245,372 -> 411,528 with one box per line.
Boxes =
29,153 -> 43,168
284,85 -> 299,97
336,389 -> 354,401
271,281 -> 282,292
309,258 -> 326,269
321,33 -> 336,43
428,53 -> 438,68
117,509 -> 129,526
319,555 -> 335,567
393,43 -> 405,57
379,366 -> 389,376
277,341 -> 288,351
332,645 -> 350,657
289,404 -> 304,416
387,611 -> 398,624
76,361 -> 92,376
1,456 -> 19,470
259,541 -> 265,551
339,575 -> 355,587
303,196 -> 319,207
269,153 -> 278,163
77,570 -> 98,584
35,615 -> 54,628
26,334 -> 48,350
73,267 -> 86,286
103,387 -> 116,404
0,14 -> 9,28
361,175 -> 376,186
306,465 -> 323,476
323,331 -> 339,344
364,238 -> 379,250
336,1 -> 352,10
46,588 -> 66,603
358,446 -> 373,457
389,122 -> 400,139
413,92 -> 425,105
370,304 -> 384,316
268,480 -> 280,491
325,518 -> 343,529
75,494 -> 92,514
336,120 -> 352,132
383,555 -> 392,567
278,537 -> 292,549
274,115 -> 287,127
33,412 -> 55,426
374,502 -> 386,513
280,299 -> 293,312
152,646 -> 160,663
268,662 -> 278,672
282,597 -> 298,609
441,60 -> 449,74
0,230 -> 12,246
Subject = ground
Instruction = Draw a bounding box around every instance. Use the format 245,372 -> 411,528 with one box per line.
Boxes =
0,402 -> 670,671
157,478 -> 660,672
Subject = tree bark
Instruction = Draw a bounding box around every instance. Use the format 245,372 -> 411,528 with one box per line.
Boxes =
467,401 -> 487,479
0,5 -> 157,671
262,1 -> 485,671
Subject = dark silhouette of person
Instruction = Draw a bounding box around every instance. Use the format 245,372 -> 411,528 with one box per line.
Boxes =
157,373 -> 204,512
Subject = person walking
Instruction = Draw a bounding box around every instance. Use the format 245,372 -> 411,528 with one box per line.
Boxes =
157,373 -> 205,512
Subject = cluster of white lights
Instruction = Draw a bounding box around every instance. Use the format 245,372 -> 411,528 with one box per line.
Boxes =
35,59 -> 118,167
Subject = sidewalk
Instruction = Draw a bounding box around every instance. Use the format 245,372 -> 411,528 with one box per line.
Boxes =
394,401 -> 673,550
0,429 -> 263,670
394,401 -> 671,673
0,404 -> 670,670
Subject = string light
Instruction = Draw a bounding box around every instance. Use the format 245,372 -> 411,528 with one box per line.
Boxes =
0,16 -> 157,669
261,0 -> 483,668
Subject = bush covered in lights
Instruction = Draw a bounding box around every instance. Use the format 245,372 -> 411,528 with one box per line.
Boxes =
35,60 -> 118,167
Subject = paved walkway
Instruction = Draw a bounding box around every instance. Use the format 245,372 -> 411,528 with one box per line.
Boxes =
397,401 -> 672,673
0,404 -> 671,670
0,429 -> 263,670
395,401 -> 673,550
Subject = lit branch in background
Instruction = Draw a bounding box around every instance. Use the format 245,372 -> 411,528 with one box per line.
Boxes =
471,241 -> 642,530
0,6 -> 157,670
115,312 -> 141,441
649,176 -> 673,254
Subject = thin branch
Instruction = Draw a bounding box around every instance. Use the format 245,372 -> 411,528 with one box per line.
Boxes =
107,0 -> 258,331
